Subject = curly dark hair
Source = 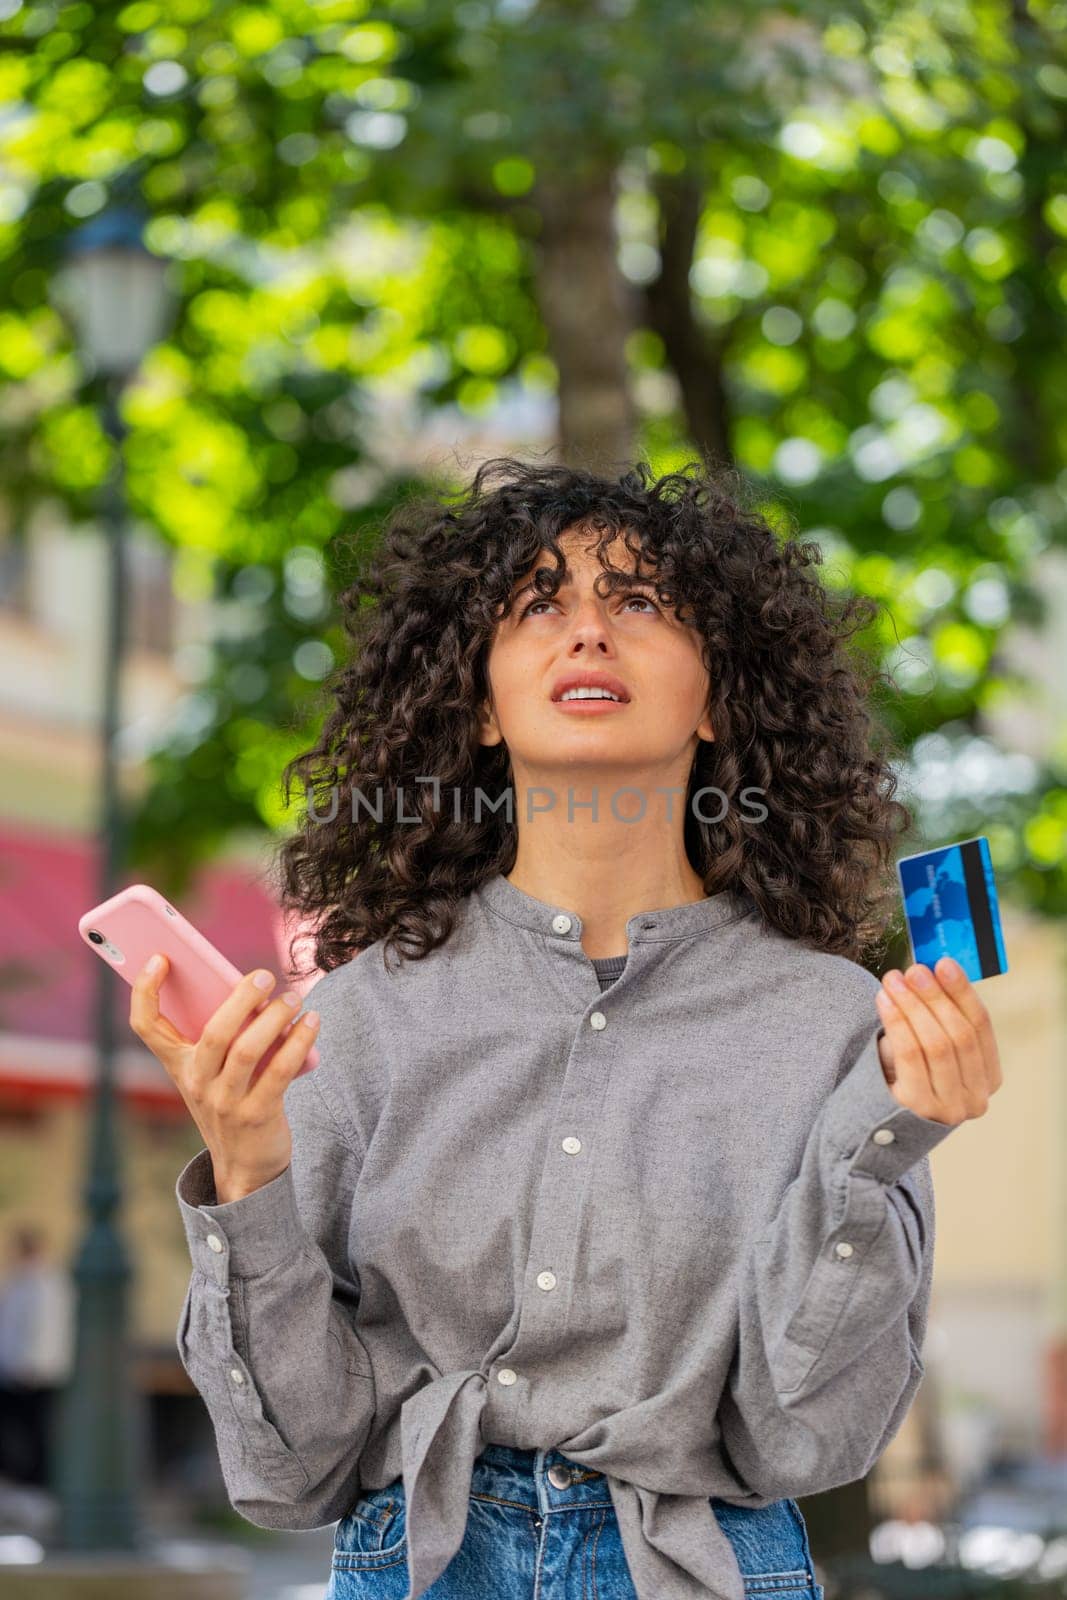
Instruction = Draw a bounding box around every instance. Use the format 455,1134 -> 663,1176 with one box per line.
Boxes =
270,454 -> 914,978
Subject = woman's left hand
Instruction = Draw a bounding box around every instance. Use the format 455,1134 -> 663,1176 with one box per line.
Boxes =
875,957 -> 1003,1127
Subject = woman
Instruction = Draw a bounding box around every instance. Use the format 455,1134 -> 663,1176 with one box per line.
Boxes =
135,457 -> 1001,1600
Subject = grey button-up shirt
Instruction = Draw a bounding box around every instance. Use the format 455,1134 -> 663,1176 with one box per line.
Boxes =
174,872 -> 956,1600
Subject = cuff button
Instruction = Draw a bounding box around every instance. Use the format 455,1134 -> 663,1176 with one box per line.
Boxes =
206,1233 -> 225,1252
872,1128 -> 895,1144
834,1241 -> 855,1259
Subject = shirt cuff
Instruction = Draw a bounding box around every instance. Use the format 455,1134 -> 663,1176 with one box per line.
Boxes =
821,1026 -> 958,1183
175,1147 -> 310,1281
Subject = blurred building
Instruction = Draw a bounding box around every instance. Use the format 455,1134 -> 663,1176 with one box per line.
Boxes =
0,496 -> 307,1496
868,545 -> 1067,1517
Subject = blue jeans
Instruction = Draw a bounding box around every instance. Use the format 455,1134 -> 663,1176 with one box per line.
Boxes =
325,1442 -> 824,1600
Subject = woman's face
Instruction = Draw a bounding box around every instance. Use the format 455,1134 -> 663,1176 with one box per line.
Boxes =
478,529 -> 714,782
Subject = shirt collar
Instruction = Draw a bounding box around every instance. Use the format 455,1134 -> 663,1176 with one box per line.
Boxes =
476,871 -> 756,944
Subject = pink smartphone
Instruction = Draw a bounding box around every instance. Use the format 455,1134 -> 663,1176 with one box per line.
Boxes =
77,882 -> 319,1080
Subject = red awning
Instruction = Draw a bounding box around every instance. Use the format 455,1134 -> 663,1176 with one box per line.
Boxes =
0,819 -> 323,1109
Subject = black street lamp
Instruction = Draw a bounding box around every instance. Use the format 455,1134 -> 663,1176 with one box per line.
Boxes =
49,203 -> 173,1551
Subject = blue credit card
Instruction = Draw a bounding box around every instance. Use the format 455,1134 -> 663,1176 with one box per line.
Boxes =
896,835 -> 1008,982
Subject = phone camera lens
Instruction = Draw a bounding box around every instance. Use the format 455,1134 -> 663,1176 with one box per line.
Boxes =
87,929 -> 104,945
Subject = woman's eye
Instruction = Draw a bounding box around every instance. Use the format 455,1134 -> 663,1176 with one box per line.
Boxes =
520,592 -> 659,618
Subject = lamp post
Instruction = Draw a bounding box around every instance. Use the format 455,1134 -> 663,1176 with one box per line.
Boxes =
49,204 -> 172,1550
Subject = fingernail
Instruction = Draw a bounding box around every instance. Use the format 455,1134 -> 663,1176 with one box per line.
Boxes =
281,990 -> 300,1007
911,966 -> 935,988
937,956 -> 962,979
885,970 -> 906,991
253,971 -> 275,990
302,1010 -> 319,1028
146,954 -> 163,973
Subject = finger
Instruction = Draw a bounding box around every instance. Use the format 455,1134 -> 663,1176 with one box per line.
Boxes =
875,988 -> 945,1120
129,953 -> 196,1074
875,1020 -> 896,1082
878,970 -> 964,1119
191,968 -> 280,1088
214,988 -> 308,1098
896,962 -> 990,1113
931,957 -> 1002,1093
243,1006 -> 321,1118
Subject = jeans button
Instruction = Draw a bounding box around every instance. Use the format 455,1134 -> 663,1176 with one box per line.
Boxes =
547,1464 -> 572,1488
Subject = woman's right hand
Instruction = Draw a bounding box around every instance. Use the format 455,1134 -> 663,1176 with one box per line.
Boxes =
129,955 -> 320,1202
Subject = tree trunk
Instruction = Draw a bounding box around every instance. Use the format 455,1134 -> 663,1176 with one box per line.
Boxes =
531,166 -> 638,472
798,1475 -> 875,1572
643,171 -> 733,469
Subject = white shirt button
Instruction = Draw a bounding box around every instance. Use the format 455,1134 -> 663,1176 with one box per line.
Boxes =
551,914 -> 573,934
536,1271 -> 557,1292
206,1234 -> 224,1253
497,1367 -> 517,1386
834,1241 -> 855,1259
561,1136 -> 582,1155
873,1128 -> 895,1145
590,1011 -> 607,1030
230,1368 -> 245,1384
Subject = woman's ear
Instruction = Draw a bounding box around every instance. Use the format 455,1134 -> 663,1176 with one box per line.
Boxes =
477,697 -> 504,748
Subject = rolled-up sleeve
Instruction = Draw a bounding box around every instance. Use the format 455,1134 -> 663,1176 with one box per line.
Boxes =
717,1019 -> 956,1502
174,1016 -> 376,1529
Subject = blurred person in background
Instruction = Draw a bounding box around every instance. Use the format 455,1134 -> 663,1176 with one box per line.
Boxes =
0,1224 -> 74,1488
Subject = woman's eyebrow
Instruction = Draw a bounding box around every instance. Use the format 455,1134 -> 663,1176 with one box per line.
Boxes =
511,572 -> 661,601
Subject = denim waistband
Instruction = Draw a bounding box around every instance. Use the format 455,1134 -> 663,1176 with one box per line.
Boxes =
471,1442 -> 613,1512
469,1446 -> 815,1589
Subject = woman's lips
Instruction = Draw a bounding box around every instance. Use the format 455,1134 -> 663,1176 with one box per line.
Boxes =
551,698 -> 629,712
